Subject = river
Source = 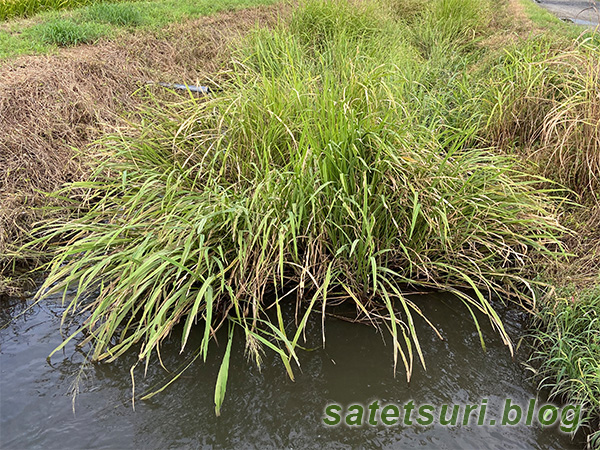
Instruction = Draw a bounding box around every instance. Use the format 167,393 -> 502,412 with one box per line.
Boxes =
0,288 -> 583,449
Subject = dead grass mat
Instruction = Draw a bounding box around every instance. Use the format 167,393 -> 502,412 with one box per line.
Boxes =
0,4 -> 285,295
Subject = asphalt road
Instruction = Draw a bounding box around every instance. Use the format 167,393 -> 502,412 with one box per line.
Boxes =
536,0 -> 600,26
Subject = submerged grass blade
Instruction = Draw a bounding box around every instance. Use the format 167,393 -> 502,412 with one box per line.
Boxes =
214,324 -> 234,416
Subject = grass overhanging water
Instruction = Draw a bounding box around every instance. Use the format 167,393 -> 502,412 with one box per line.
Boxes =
12,0 -> 599,443
529,284 -> 600,448
30,0 -> 566,409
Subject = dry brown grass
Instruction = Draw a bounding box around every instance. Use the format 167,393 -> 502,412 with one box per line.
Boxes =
545,205 -> 600,289
0,4 -> 285,296
538,50 -> 600,201
0,48 -> 141,286
485,39 -> 600,199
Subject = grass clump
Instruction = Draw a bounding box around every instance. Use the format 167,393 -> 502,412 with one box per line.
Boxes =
529,284 -> 600,448
0,0 -> 143,21
32,18 -> 106,46
0,0 -> 93,21
84,2 -> 144,26
29,0 -> 568,412
484,36 -> 600,202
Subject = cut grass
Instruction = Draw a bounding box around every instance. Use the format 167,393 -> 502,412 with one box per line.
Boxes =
29,0 -> 569,413
0,0 -> 283,59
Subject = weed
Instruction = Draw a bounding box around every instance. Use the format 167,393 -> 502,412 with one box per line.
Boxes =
32,18 -> 106,46
85,3 -> 144,26
29,0 -> 567,413
529,283 -> 600,448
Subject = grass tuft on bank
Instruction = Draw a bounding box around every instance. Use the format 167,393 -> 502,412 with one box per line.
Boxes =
32,18 -> 107,45
530,284 -> 600,447
27,0 -> 574,414
84,2 -> 144,26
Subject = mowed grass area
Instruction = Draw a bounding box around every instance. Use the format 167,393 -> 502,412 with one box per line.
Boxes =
0,0 -> 281,58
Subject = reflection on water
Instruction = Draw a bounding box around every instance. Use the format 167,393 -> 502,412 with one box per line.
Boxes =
0,289 -> 583,449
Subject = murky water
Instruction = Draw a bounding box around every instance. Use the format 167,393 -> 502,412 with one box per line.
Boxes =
0,289 -> 582,449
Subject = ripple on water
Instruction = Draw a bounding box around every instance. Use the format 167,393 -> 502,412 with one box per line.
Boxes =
0,291 -> 583,449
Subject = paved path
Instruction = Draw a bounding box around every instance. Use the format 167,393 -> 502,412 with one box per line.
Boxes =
536,0 -> 600,26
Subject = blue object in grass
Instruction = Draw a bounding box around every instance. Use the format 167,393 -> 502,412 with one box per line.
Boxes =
157,82 -> 210,94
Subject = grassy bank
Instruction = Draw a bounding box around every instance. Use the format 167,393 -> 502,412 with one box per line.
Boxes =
527,205 -> 600,447
26,0 -> 571,410
0,3 -> 283,296
0,0 -> 135,21
500,3 -> 600,447
530,284 -> 600,448
5,0 -> 599,442
0,0 -> 281,58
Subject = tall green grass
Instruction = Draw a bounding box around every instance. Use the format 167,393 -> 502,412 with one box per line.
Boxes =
529,284 -> 600,448
483,35 -> 600,202
1,0 -> 102,21
31,0 -> 567,412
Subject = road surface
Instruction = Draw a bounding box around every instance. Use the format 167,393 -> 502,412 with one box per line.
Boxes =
536,0 -> 600,26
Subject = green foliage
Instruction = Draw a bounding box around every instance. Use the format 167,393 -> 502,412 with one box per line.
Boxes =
0,0 -> 95,21
517,0 -> 576,34
409,0 -> 489,59
530,284 -> 600,446
30,0 -> 567,407
0,28 -> 48,58
84,2 -> 143,26
483,36 -> 600,201
0,0 -> 282,59
31,18 -> 106,46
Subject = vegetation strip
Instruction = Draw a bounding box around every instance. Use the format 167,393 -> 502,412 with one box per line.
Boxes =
0,0 -> 282,59
0,0 -> 598,445
529,284 -> 600,447
1,0 -> 132,21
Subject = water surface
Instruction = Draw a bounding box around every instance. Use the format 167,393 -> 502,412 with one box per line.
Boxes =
0,289 -> 582,449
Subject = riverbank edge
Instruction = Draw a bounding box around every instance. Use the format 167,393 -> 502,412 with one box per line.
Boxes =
0,1 -> 288,297
1,0 -> 599,447
513,1 -> 600,447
